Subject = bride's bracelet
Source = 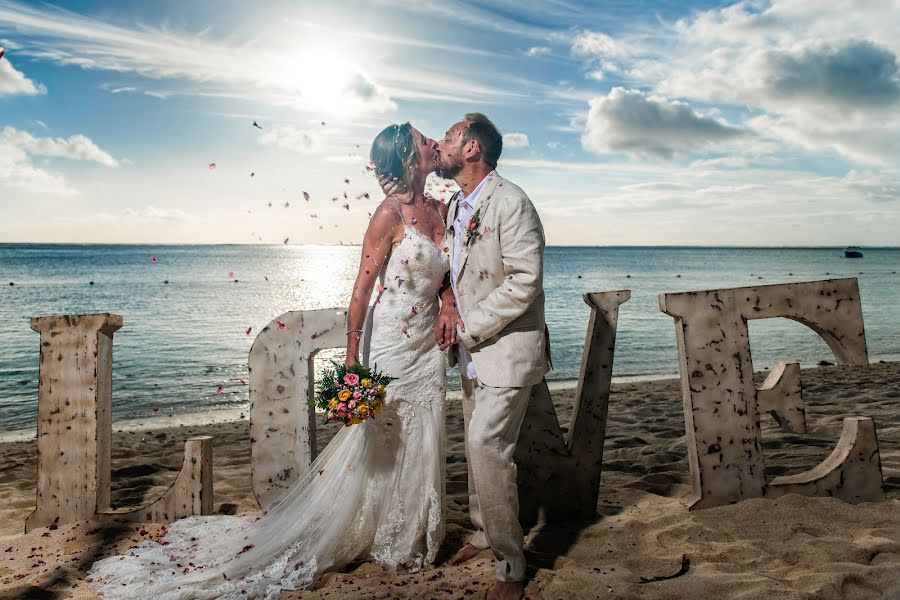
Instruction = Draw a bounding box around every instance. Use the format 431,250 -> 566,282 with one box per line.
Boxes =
346,329 -> 363,336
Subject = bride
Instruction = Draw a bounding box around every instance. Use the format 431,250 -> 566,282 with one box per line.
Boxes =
87,122 -> 453,599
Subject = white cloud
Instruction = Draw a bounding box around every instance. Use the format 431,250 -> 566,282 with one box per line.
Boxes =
2,126 -> 118,166
0,127 -> 118,196
0,142 -> 75,196
581,87 -> 746,159
525,46 -> 551,57
567,2 -> 900,165
571,31 -> 627,58
257,125 -> 320,154
503,132 -> 530,148
0,54 -> 45,95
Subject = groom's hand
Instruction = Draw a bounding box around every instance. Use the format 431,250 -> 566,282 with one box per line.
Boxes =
378,174 -> 401,196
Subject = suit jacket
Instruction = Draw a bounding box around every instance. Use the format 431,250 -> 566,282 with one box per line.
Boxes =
446,171 -> 551,388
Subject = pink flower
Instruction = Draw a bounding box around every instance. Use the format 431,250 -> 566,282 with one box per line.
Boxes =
343,373 -> 359,385
467,220 -> 476,231
337,402 -> 347,414
369,388 -> 378,396
352,390 -> 362,400
348,400 -> 356,410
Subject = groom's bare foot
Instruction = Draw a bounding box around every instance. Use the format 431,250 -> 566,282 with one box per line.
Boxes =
449,543 -> 482,565
486,580 -> 524,600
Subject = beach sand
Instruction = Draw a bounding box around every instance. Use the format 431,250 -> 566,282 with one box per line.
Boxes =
1,362 -> 898,599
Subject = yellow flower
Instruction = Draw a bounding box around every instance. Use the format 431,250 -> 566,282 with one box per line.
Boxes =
349,417 -> 362,425
328,398 -> 338,410
338,389 -> 351,402
358,404 -> 370,417
374,404 -> 383,414
361,378 -> 372,388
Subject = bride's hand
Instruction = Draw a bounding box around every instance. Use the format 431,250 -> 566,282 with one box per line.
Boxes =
345,351 -> 360,368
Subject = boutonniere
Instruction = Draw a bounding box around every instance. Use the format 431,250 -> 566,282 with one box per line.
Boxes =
465,208 -> 482,245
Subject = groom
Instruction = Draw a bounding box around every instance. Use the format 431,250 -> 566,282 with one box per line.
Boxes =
434,113 -> 550,600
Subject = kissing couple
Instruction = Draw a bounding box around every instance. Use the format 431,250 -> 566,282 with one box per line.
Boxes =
88,113 -> 551,600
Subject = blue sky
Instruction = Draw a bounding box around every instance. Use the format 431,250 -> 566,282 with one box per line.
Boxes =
1,0 -> 898,245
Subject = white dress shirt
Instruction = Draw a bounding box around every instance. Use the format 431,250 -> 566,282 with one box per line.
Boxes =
451,171 -> 494,380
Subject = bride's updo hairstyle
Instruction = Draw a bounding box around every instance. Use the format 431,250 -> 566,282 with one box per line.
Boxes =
370,122 -> 418,194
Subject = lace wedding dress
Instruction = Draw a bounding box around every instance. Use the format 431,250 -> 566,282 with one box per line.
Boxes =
88,224 -> 450,599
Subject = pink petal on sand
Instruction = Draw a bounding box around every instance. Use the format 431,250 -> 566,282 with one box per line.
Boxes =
237,379 -> 246,385
276,320 -> 286,330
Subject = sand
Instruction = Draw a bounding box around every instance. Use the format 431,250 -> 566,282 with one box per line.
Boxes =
1,362 -> 898,599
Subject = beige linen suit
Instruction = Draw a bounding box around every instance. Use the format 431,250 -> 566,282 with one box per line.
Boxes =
447,171 -> 550,583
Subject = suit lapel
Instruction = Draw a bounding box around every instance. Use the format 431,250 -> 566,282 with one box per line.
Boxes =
456,172 -> 502,284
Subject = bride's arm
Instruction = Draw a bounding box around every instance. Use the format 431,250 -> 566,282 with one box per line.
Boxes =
345,204 -> 402,366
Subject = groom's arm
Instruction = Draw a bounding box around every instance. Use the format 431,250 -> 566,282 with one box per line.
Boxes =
458,194 -> 544,350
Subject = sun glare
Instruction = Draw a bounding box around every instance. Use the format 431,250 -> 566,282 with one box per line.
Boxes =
273,40 -> 362,115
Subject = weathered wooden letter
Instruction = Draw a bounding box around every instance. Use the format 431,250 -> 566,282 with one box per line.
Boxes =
659,278 -> 885,510
248,308 -> 347,507
26,313 -> 213,532
516,290 -> 630,523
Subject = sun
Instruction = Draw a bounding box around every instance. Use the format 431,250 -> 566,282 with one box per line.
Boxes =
271,40 -> 362,115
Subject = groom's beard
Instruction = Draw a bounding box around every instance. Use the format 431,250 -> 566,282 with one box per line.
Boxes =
435,153 -> 463,179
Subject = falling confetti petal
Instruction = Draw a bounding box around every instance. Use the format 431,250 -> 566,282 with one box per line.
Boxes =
214,385 -> 225,395
237,378 -> 246,385
310,213 -> 318,218
152,407 -> 160,412
344,178 -> 350,184
228,272 -> 235,279
342,203 -> 350,210
267,201 -> 272,207
250,172 -> 255,177
208,163 -> 216,170
252,120 -> 263,129
332,196 -> 338,202
303,191 -> 310,201
483,226 -> 491,234
284,202 -> 290,208
276,320 -> 286,330
245,326 -> 252,335
151,256 -> 158,263
283,237 -> 290,244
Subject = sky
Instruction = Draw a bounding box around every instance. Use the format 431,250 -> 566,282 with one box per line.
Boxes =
0,0 -> 898,246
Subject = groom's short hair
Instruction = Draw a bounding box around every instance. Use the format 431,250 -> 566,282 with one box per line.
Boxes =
463,113 -> 502,169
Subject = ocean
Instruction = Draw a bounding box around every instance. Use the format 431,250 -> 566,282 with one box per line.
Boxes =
1,244 -> 898,435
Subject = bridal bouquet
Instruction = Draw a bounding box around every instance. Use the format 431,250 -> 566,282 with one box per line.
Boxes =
313,362 -> 395,426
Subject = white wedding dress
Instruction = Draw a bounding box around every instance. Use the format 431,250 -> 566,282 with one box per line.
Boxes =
88,224 -> 450,599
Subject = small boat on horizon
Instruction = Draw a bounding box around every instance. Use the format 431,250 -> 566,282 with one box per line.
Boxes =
844,246 -> 864,258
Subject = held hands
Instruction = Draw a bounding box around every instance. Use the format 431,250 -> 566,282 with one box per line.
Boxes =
434,302 -> 465,351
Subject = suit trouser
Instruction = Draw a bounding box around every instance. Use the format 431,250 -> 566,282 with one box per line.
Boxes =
461,375 -> 531,583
